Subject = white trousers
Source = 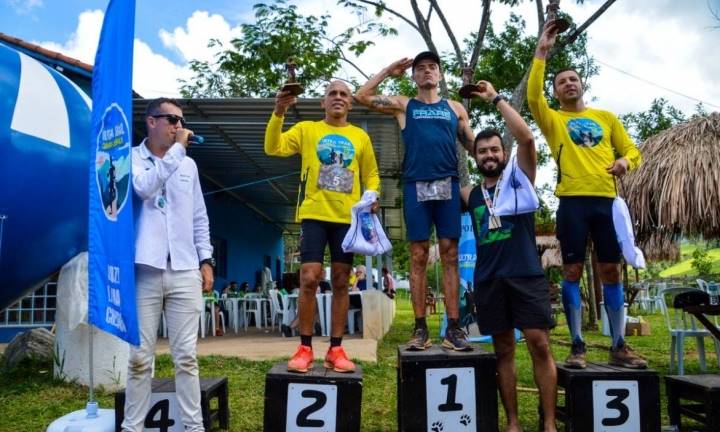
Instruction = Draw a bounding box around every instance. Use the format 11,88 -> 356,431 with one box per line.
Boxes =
122,265 -> 204,432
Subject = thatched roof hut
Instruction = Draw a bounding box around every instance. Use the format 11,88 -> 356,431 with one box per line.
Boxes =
622,112 -> 720,258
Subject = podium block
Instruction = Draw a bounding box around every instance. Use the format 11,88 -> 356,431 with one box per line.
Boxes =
665,374 -> 720,430
114,377 -> 229,432
264,363 -> 363,432
397,346 -> 498,432
554,362 -> 660,432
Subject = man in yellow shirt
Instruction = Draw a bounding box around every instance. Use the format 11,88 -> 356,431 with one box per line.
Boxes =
529,23 -> 646,369
265,80 -> 380,373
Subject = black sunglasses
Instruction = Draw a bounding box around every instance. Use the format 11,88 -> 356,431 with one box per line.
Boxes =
151,114 -> 187,127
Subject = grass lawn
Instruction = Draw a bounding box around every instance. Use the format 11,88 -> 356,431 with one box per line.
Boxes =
660,246 -> 720,278
1,297 -> 718,431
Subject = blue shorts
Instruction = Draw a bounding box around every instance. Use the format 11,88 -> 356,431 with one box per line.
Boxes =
403,178 -> 461,241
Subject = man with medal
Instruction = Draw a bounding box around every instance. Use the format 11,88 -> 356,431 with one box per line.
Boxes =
125,98 -> 213,432
356,52 -> 476,351
460,81 -> 558,432
265,80 -> 380,373
529,22 -> 645,369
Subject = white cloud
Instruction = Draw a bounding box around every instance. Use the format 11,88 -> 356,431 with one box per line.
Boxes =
30,9 -> 244,98
7,0 -> 43,15
34,9 -> 103,64
158,10 -> 243,63
28,2 -> 720,113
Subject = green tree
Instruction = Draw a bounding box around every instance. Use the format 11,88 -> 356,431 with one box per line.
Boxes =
180,0 -> 395,97
691,247 -> 713,276
339,0 -> 617,184
620,98 -> 687,142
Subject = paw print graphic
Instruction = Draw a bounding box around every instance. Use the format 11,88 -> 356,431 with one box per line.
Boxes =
459,414 -> 471,426
431,421 -> 444,432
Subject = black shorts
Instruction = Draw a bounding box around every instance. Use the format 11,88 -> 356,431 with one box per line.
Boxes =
299,219 -> 353,264
474,276 -> 555,335
556,196 -> 621,264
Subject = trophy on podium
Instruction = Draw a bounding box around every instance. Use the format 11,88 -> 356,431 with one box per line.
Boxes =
458,67 -> 478,99
281,57 -> 304,96
546,0 -> 571,33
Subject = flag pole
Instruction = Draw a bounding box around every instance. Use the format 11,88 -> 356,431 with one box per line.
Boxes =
86,324 -> 98,418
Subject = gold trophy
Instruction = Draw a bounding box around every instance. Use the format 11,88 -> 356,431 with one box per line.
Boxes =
547,0 -> 571,33
458,67 -> 478,99
281,58 -> 304,96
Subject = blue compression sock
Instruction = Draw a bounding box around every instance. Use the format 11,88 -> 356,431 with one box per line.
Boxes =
603,282 -> 625,348
561,280 -> 583,344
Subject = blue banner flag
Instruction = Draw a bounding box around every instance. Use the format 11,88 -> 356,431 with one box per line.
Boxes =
458,212 -> 476,291
88,0 -> 139,345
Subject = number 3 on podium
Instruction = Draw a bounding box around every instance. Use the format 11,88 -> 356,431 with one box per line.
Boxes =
592,380 -> 640,431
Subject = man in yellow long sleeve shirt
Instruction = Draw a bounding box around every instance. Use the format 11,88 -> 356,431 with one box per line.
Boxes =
529,22 -> 646,370
265,80 -> 380,373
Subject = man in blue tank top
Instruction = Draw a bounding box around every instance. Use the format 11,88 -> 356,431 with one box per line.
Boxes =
357,51 -> 476,351
460,81 -> 557,432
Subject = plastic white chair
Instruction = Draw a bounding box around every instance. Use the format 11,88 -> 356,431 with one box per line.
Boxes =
697,278 -> 709,292
658,287 -> 720,375
243,293 -> 264,329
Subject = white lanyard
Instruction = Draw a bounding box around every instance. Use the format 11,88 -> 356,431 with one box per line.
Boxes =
480,174 -> 503,217
148,157 -> 168,212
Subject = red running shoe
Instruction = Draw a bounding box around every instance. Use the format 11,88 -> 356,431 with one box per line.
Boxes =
324,346 -> 356,373
287,344 -> 314,373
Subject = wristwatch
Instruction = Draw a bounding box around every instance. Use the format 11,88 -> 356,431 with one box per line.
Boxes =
200,258 -> 216,268
492,94 -> 505,106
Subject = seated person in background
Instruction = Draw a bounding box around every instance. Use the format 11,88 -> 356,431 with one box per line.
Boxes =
352,265 -> 367,291
318,269 -> 332,294
222,280 -> 239,297
239,281 -> 249,295
382,267 -> 395,298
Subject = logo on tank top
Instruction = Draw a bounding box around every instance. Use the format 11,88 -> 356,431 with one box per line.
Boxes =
567,118 -> 603,148
411,107 -> 452,121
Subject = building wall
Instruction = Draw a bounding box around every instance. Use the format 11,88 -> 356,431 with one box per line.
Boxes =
204,193 -> 284,292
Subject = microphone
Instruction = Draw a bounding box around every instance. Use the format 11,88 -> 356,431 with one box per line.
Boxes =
188,135 -> 204,144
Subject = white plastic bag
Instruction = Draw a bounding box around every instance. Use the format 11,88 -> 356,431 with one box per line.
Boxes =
493,155 -> 540,216
342,190 -> 392,256
612,196 -> 646,269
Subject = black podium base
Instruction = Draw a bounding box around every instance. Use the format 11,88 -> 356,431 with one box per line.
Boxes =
397,345 -> 498,432
264,363 -> 363,432
554,362 -> 660,432
114,377 -> 229,431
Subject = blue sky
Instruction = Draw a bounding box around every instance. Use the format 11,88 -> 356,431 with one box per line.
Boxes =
2,0 -> 718,116
0,0 -> 256,65
3,0 -> 719,202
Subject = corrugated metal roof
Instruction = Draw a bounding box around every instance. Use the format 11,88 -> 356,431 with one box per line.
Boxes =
133,98 -> 406,239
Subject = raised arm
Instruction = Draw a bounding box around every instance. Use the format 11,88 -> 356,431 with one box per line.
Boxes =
527,22 -> 560,145
450,100 -> 476,153
264,90 -> 301,157
355,58 -> 412,114
472,81 -> 537,184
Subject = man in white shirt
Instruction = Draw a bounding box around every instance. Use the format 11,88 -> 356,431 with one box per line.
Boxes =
122,98 -> 213,432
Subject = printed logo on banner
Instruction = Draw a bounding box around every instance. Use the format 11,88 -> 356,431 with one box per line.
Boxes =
426,367 -> 476,431
286,383 -> 337,432
143,392 -> 183,432
94,103 -> 131,221
592,380 -> 640,432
